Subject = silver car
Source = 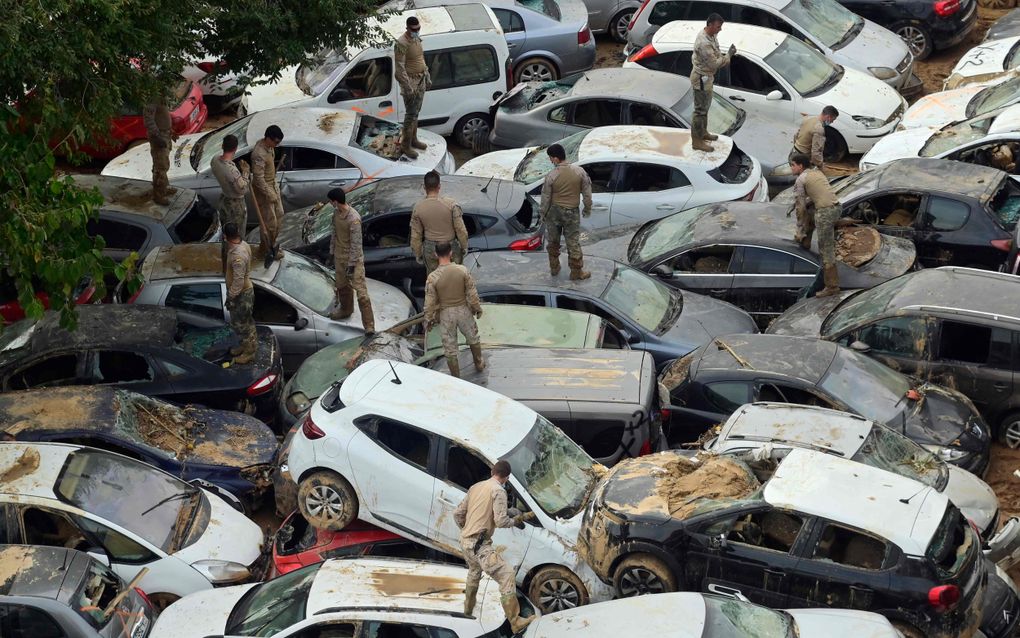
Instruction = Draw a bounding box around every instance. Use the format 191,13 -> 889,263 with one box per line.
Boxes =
133,244 -> 415,374
484,68 -> 797,184
583,0 -> 643,42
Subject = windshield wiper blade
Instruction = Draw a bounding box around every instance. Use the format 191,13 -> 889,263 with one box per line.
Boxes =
140,490 -> 196,516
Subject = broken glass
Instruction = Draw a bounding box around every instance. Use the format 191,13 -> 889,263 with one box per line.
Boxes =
704,594 -> 795,637
505,416 -> 595,518
854,424 -> 948,490
272,252 -> 336,315
515,130 -> 589,183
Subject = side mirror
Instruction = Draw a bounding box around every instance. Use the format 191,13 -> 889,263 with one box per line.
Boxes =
765,90 -> 783,101
850,340 -> 872,353
294,317 -> 309,331
652,264 -> 672,278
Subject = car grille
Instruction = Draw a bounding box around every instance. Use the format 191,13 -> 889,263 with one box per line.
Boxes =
897,53 -> 912,74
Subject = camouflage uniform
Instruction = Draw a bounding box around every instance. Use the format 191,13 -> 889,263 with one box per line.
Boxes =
225,240 -> 257,363
690,29 -> 732,147
330,204 -> 374,332
410,194 -> 469,275
424,263 -> 483,377
790,115 -> 826,169
394,32 -> 430,156
795,168 -> 841,295
143,103 -> 173,204
210,155 -> 250,271
540,162 -> 592,278
251,139 -> 284,259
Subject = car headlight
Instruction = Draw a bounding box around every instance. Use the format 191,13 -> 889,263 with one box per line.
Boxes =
286,392 -> 312,416
852,115 -> 885,129
922,444 -> 968,461
869,66 -> 897,80
191,560 -> 251,584
859,161 -> 877,171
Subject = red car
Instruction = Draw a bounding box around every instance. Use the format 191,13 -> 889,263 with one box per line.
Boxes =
0,277 -> 98,324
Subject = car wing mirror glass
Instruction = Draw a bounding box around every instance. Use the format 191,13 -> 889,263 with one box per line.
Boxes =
765,90 -> 783,101
328,88 -> 353,103
709,533 -> 728,550
850,340 -> 871,353
295,317 -> 309,331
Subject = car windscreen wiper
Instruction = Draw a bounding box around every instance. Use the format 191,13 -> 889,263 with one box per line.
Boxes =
140,491 -> 194,516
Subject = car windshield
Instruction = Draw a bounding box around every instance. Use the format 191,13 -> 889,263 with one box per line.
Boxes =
515,130 -> 589,183
272,252 -> 336,315
226,563 -> 319,636
920,114 -> 996,157
969,76 -> 1020,118
55,449 -> 200,553
630,206 -> 705,263
703,596 -> 796,637
307,183 -> 378,243
191,115 -> 252,171
602,265 -> 679,332
0,318 -> 36,353
673,93 -> 743,137
505,415 -> 597,518
820,275 -> 913,337
297,50 -> 349,96
764,36 -> 842,96
779,0 -> 862,50
818,349 -> 911,423
854,424 -> 949,490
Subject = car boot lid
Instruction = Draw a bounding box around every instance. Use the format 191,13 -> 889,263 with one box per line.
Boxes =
101,133 -> 205,181
148,583 -> 256,638
859,125 -> 934,167
765,290 -> 857,337
456,146 -> 536,180
786,607 -> 900,636
901,86 -> 983,130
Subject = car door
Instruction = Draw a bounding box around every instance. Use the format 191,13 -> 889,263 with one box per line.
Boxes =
250,284 -> 319,374
652,244 -> 736,302
346,416 -> 438,539
930,319 -> 1016,417
3,352 -> 86,391
324,55 -> 398,122
422,45 -> 502,132
729,246 -> 816,320
493,8 -> 528,64
915,195 -> 973,266
576,162 -> 618,230
0,602 -> 65,638
718,55 -> 793,124
361,211 -> 417,286
610,162 -> 694,226
843,191 -> 924,243
278,146 -> 362,211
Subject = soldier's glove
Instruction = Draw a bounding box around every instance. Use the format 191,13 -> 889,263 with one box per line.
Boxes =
425,70 -> 433,90
582,208 -> 591,218
513,512 -> 535,529
239,159 -> 251,177
728,44 -> 737,57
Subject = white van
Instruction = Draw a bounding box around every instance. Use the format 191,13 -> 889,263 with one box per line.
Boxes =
244,4 -> 512,146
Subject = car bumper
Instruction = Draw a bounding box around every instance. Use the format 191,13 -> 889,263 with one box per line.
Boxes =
560,41 -> 598,77
986,517 -> 1020,571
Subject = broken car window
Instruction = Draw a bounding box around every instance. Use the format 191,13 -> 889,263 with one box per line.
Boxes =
298,50 -> 349,97
602,266 -> 678,332
921,113 -> 996,158
226,562 -> 318,636
308,184 -> 379,243
272,252 -> 336,316
855,424 -> 948,489
928,505 -> 973,578
778,0 -> 861,50
703,595 -> 796,637
74,557 -> 121,629
990,178 -> 1020,230
812,523 -> 888,570
515,130 -> 589,183
850,316 -> 928,358
505,415 -> 595,518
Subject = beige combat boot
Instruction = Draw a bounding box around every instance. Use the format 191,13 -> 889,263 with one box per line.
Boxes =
568,257 -> 590,281
401,127 -> 419,159
464,584 -> 478,616
447,355 -> 461,378
816,264 -> 841,297
330,287 -> 354,320
548,250 -> 561,276
470,344 -> 485,371
411,123 -> 427,150
501,594 -> 534,634
232,341 -> 256,365
357,297 -> 376,335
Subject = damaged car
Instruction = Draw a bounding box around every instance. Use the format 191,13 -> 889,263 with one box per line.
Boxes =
576,448 -> 1019,638
0,386 -> 277,508
659,333 -> 992,473
0,442 -> 266,611
944,36 -> 1020,89
898,75 -> 1020,131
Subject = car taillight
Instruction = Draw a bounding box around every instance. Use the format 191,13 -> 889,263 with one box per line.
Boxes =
639,440 -> 652,455
509,235 -> 542,250
934,0 -> 960,16
196,60 -> 227,74
991,238 -> 1013,252
126,284 -> 144,304
660,408 -> 671,423
928,584 -> 961,612
133,587 -> 152,609
628,44 -> 659,64
301,413 -> 325,440
247,373 -> 278,397
630,0 -> 652,30
578,26 -> 592,45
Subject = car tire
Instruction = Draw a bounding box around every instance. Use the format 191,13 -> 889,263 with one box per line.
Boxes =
998,411 -> 1020,448
528,565 -> 589,613
297,470 -> 359,531
454,113 -> 491,148
472,128 -> 493,156
890,21 -> 933,60
891,621 -> 925,638
514,57 -> 559,84
979,0 -> 1016,10
609,9 -> 635,43
823,129 -> 848,164
613,554 -> 677,597
148,593 -> 181,613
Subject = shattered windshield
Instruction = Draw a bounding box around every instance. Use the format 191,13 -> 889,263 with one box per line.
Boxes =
821,275 -> 912,337
175,323 -> 234,362
515,130 -> 589,183
506,415 -> 596,518
779,0 -> 862,50
854,425 -> 949,491
703,596 -> 796,637
272,252 -> 336,315
307,182 -> 378,243
969,76 -> 1020,119
227,563 -> 318,636
602,266 -> 678,332
517,0 -> 560,19
74,558 -> 122,629
192,115 -> 252,171
765,36 -> 842,96
631,206 -> 705,262
920,114 -> 996,157
297,50 -> 348,96
818,349 -> 911,423
115,392 -> 199,460
990,178 -> 1020,230
355,117 -> 404,161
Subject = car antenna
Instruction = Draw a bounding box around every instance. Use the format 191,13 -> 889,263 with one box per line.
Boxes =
481,174 -> 495,193
899,485 -> 928,505
388,361 -> 402,385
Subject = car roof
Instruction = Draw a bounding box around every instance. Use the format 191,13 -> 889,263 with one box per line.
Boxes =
377,4 -> 500,38
653,20 -> 786,57
464,251 -> 616,296
0,545 -> 88,600
843,158 -> 1003,202
576,125 -> 732,166
693,334 -> 839,385
989,102 -> 1020,134
0,386 -> 121,438
764,449 -> 948,555
657,202 -> 799,248
855,267 -> 1020,321
718,402 -> 873,457
367,174 -> 526,217
530,593 -> 708,636
0,442 -> 70,499
245,107 -> 361,149
568,68 -> 690,103
141,243 -> 281,282
71,174 -> 196,224
339,359 -> 538,457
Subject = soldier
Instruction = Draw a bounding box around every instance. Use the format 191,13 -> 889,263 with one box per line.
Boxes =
251,125 -> 285,265
424,242 -> 483,378
223,223 -> 257,365
143,101 -> 175,205
791,106 -> 839,169
411,171 -> 469,275
690,14 -> 735,152
394,16 -> 430,159
454,460 -> 536,633
790,153 -> 841,297
541,143 -> 592,280
210,134 -> 250,273
328,188 -> 375,333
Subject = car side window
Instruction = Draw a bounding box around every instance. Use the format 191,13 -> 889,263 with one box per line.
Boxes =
674,51 -> 694,76
812,523 -> 889,570
617,163 -> 689,192
582,162 -> 616,193
7,354 -> 79,390
638,50 -> 682,74
737,247 -> 799,274
252,287 -> 298,325
648,0 -> 691,25
92,351 -> 155,384
757,383 -> 832,408
570,100 -> 623,128
938,321 -> 1016,369
86,218 -> 149,251
728,56 -> 781,94
686,2 -> 732,22
289,147 -> 350,170
734,5 -> 793,33
165,283 -> 224,321
74,516 -> 156,563
923,196 -> 970,231
629,102 -> 677,127
703,381 -> 751,412
363,213 -> 411,248
554,295 -> 625,330
849,316 -> 930,359
548,106 -> 567,123
21,507 -> 88,551
727,510 -> 804,553
669,245 -> 735,273
0,505 -> 12,542
481,293 -> 547,306
426,46 -> 498,90
358,418 -> 433,470
2,605 -> 65,638
155,357 -> 192,378
363,623 -> 456,638
444,443 -> 491,492
333,58 -> 392,100
290,622 -> 357,638
493,8 -> 525,32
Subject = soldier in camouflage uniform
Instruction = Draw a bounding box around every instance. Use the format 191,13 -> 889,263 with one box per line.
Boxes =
790,106 -> 839,169
210,134 -> 250,273
690,14 -> 735,152
411,171 -> 469,275
143,101 -> 175,205
251,125 -> 285,264
394,16 -> 431,159
223,223 -> 257,365
328,188 -> 375,333
424,242 -> 483,378
541,143 -> 592,280
790,153 -> 840,297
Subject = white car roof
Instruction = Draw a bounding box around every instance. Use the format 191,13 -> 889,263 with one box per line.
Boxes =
340,359 -> 539,457
765,449 -> 948,556
951,36 -> 1020,77
529,593 -> 707,636
576,125 -> 733,167
244,107 -> 359,149
652,20 -> 785,58
0,443 -> 68,500
717,403 -> 872,457
989,103 -> 1020,134
569,68 -> 689,103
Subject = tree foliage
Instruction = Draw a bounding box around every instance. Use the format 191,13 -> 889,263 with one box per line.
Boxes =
0,0 -> 380,328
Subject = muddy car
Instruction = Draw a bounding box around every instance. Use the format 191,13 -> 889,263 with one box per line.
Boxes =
576,448 -> 1015,638
659,334 -> 991,474
0,386 -> 277,508
0,544 -> 154,638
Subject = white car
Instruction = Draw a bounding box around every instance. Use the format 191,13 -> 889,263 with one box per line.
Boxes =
456,126 -> 768,231
150,557 -> 523,638
860,103 -> 1020,173
944,36 -> 1020,89
899,75 -> 1020,130
287,359 -> 615,613
101,106 -> 455,215
182,59 -> 247,113
624,21 -> 907,160
0,442 -> 264,609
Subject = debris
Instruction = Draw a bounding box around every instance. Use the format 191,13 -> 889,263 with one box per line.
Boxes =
318,112 -> 345,134
835,226 -> 881,267
714,339 -> 754,370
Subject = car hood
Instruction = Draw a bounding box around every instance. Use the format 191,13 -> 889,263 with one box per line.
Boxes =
859,125 -> 933,168
946,465 -> 998,533
101,132 -> 206,181
182,408 -> 278,469
668,291 -> 758,351
835,18 -> 911,73
899,383 -> 984,447
172,488 -> 264,566
456,147 -> 536,181
732,112 -> 799,176
949,37 -> 1016,82
900,86 -> 983,130
819,66 -> 904,121
765,290 -> 857,337
149,583 -> 255,638
244,65 -> 309,114
787,608 -> 898,637
256,207 -> 311,248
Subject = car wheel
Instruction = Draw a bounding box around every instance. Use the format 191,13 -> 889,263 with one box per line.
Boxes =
891,621 -> 924,638
823,129 -> 848,164
613,554 -> 677,597
891,21 -> 933,60
979,0 -> 1016,9
998,412 -> 1020,448
514,57 -> 559,84
454,113 -> 491,148
528,566 -> 589,613
148,593 -> 180,613
472,127 -> 493,156
609,9 -> 635,43
297,471 -> 359,531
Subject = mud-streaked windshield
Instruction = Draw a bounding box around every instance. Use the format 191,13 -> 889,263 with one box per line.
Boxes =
307,183 -> 378,243
227,563 -> 319,636
602,265 -> 679,332
779,0 -> 862,50
704,596 -> 796,637
515,130 -> 589,183
765,36 -> 842,96
272,252 -> 336,315
821,274 -> 913,337
920,114 -> 995,157
854,424 -> 949,491
506,416 -> 596,518
0,318 -> 36,353
297,50 -> 348,96
192,116 -> 252,171
969,76 -> 1020,119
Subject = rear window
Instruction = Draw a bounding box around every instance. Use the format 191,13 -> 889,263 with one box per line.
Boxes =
708,145 -> 753,184
448,3 -> 501,30
927,505 -> 974,579
74,559 -> 122,629
175,322 -> 234,362
355,116 -> 404,161
509,196 -> 541,232
659,352 -> 695,392
518,0 -> 560,19
990,178 -> 1020,230
172,194 -> 219,242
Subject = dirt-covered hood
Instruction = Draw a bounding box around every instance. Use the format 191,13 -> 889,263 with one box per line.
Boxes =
455,147 -> 535,181
838,232 -> 916,286
900,86 -> 983,130
765,290 -> 857,337
945,465 -> 998,534
149,583 -> 255,638
101,133 -> 205,181
182,408 -> 278,468
900,383 -> 987,448
669,290 -> 758,350
859,124 -> 939,168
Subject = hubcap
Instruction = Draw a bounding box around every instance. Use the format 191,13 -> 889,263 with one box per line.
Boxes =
461,117 -> 489,144
618,568 -> 666,597
1005,420 -> 1020,449
896,26 -> 927,57
614,12 -> 633,40
538,578 -> 580,612
306,485 -> 345,521
519,63 -> 553,82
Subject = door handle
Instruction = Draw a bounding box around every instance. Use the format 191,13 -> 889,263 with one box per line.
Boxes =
384,255 -> 405,261
438,496 -> 456,505
379,101 -> 392,107
656,204 -> 674,210
709,289 -> 729,295
994,381 -> 1010,390
592,205 -> 609,210
508,42 -> 518,49
729,95 -> 746,102
329,180 -> 349,187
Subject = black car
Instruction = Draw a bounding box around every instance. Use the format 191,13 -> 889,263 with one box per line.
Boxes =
575,449 -> 1015,638
247,175 -> 544,294
0,305 -> 283,425
464,251 -> 759,367
985,8 -> 1020,41
626,202 -> 916,325
776,158 -> 1020,270
660,333 -> 991,473
838,0 -> 976,59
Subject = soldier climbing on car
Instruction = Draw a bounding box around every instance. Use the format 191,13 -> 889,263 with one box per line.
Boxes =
690,13 -> 735,152
424,241 -> 484,378
790,153 -> 841,297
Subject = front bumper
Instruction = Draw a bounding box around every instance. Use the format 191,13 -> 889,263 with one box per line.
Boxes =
986,517 -> 1020,571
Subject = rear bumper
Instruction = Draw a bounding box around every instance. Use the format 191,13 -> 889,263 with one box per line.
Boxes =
934,2 -> 977,50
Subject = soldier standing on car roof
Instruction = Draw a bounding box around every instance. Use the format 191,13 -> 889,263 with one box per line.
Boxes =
394,16 -> 430,160
251,125 -> 285,265
790,153 -> 841,297
210,134 -> 250,273
411,171 -> 469,275
223,222 -> 257,365
541,143 -> 592,280
690,13 -> 735,152
455,460 -> 536,633
791,106 -> 839,169
328,188 -> 375,333
424,242 -> 483,378
143,100 -> 176,205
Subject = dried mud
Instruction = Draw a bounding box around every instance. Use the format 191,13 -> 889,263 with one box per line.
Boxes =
0,388 -> 103,436
0,448 -> 40,483
986,443 -> 1020,583
0,546 -> 32,589
370,569 -> 463,599
836,226 -> 881,267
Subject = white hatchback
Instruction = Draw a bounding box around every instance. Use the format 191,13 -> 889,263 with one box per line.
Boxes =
899,75 -> 1020,131
944,36 -> 1020,89
286,359 -> 615,614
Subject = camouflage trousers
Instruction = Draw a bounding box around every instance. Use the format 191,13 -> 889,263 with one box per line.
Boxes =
692,88 -> 711,140
815,205 -> 839,269
439,305 -> 479,359
402,75 -> 426,130
461,536 -> 516,596
254,190 -> 284,256
226,287 -> 257,353
423,238 -> 463,276
219,196 -> 248,272
150,140 -> 171,202
545,204 -> 584,270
